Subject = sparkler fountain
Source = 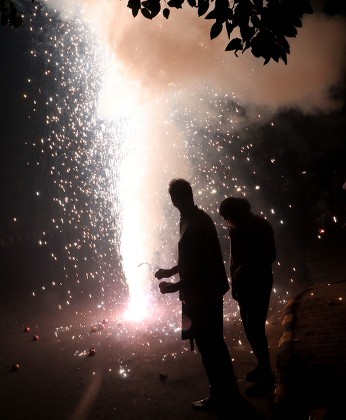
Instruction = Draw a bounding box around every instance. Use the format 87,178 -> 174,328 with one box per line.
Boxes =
26,1 -> 290,329
25,0 -> 346,330
27,2 -> 198,325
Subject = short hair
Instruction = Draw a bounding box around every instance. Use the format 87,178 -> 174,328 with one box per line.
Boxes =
168,178 -> 193,201
219,197 -> 251,222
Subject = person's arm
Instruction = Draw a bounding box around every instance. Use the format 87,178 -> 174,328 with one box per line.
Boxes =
155,266 -> 180,294
158,280 -> 182,294
154,266 -> 178,279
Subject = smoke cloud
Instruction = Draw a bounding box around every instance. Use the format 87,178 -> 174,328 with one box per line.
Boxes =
46,0 -> 346,115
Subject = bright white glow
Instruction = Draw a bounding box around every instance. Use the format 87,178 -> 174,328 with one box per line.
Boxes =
123,299 -> 149,322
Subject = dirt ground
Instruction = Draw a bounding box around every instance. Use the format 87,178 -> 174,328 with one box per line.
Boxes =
1,290 -> 284,420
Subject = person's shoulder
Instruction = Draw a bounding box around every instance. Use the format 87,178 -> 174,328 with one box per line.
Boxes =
252,214 -> 273,230
193,207 -> 215,227
196,207 -> 213,220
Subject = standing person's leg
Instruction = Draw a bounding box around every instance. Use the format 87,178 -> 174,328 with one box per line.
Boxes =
240,293 -> 272,377
191,299 -> 239,410
239,288 -> 275,397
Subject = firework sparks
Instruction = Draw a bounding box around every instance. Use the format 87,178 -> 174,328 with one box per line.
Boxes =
22,1 -> 344,329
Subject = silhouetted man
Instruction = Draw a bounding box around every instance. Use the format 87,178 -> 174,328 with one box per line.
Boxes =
219,197 -> 276,397
155,178 -> 240,412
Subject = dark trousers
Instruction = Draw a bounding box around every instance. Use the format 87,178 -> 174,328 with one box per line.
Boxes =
191,298 -> 238,401
238,285 -> 272,373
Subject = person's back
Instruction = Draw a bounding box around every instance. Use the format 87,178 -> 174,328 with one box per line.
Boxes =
178,205 -> 229,306
230,213 -> 275,267
229,212 -> 276,297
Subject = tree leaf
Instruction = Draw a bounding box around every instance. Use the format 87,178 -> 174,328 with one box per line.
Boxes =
283,23 -> 298,37
291,16 -> 302,27
205,9 -> 216,20
225,37 -> 242,52
148,0 -> 161,18
234,0 -> 251,25
281,37 -> 290,54
128,0 -> 141,12
168,0 -> 184,9
132,7 -> 140,17
198,0 -> 209,16
141,7 -> 152,18
225,20 -> 235,38
240,23 -> 255,42
163,7 -> 170,18
253,0 -> 263,12
210,21 -> 223,39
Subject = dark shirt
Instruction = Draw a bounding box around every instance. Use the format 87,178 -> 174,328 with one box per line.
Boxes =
230,213 -> 276,274
229,213 -> 276,298
177,205 -> 229,309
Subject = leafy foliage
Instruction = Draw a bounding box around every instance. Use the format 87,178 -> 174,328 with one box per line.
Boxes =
1,0 -> 313,65
127,0 -> 313,65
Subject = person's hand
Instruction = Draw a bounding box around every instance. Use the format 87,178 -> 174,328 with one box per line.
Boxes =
159,281 -> 181,294
159,281 -> 171,294
155,268 -> 170,280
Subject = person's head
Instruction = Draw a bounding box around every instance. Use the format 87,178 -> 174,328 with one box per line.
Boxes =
219,197 -> 251,227
168,178 -> 194,211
